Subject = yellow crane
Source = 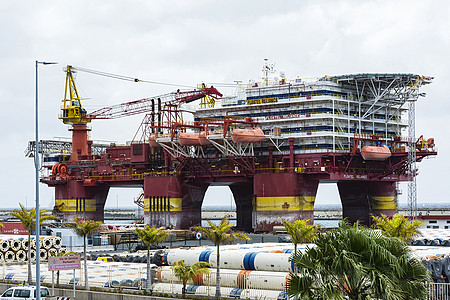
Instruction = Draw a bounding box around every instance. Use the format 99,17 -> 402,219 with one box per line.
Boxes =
59,65 -> 91,125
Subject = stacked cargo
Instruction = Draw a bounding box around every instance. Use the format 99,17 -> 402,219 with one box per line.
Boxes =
0,235 -> 64,263
411,229 -> 450,246
0,260 -> 149,288
409,246 -> 450,283
151,243 -> 303,299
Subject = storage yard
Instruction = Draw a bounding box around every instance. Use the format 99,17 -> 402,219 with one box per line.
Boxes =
1,235 -> 450,299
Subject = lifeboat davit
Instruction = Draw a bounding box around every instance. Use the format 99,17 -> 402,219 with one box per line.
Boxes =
179,132 -> 202,146
149,135 -> 160,148
361,145 -> 391,161
231,128 -> 266,143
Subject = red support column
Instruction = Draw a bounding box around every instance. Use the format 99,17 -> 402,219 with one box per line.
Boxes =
253,173 -> 319,231
52,180 -> 109,222
230,182 -> 254,232
143,176 -> 208,229
338,181 -> 397,226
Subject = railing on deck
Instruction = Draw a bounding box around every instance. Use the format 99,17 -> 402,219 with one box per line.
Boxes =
429,283 -> 450,300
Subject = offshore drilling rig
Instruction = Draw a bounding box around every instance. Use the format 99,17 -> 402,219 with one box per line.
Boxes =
27,63 -> 436,231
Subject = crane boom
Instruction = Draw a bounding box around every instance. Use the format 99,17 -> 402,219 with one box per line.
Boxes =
59,65 -> 222,124
85,87 -> 222,120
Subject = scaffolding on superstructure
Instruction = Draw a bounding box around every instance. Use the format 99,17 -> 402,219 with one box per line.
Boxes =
331,74 -> 432,219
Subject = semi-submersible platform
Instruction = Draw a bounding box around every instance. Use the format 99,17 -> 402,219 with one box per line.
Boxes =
28,63 -> 437,231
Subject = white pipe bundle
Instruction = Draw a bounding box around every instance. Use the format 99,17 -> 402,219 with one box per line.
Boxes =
152,283 -> 287,300
16,250 -> 26,262
4,251 -> 15,262
166,248 -> 294,272
58,248 -> 66,255
156,266 -> 290,290
0,252 -> 3,261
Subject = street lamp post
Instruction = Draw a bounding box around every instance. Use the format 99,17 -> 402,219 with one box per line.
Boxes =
35,60 -> 57,299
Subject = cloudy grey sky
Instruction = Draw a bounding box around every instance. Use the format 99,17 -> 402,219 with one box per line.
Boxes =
0,0 -> 448,209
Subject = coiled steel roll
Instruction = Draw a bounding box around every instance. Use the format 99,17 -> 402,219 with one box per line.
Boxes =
53,237 -> 62,249
39,248 -> 48,260
9,238 -> 21,251
4,251 -> 15,262
29,249 -> 36,261
0,239 -> 9,252
16,250 -> 26,262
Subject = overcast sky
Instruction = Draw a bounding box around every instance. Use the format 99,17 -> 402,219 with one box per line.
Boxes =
0,0 -> 448,210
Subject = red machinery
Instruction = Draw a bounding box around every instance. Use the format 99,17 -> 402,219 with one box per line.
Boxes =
40,66 -> 437,231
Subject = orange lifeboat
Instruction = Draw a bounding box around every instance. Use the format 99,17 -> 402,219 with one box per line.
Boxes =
231,128 -> 266,143
149,135 -> 160,148
361,145 -> 391,161
179,132 -> 202,146
198,131 -> 211,146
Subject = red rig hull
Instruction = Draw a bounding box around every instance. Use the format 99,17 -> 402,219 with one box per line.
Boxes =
43,140 -> 435,231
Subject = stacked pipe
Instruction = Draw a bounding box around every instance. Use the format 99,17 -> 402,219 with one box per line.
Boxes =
152,243 -> 450,299
157,267 -> 290,290
152,283 -> 287,299
90,250 -> 158,263
411,229 -> 450,246
0,235 -> 64,263
1,244 -> 450,296
0,260 -> 150,288
150,243 -> 305,299
157,243 -> 302,272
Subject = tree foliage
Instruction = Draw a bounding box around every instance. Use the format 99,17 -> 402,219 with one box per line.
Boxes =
135,226 -> 169,292
67,218 -> 102,290
11,203 -> 57,232
193,217 -> 249,298
11,203 -> 57,284
287,223 -> 430,300
194,217 -> 249,246
372,213 -> 424,242
281,217 -> 321,253
171,260 -> 211,296
68,218 -> 102,238
135,226 -> 169,248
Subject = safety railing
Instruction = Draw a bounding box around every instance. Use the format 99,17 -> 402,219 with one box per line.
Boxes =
429,283 -> 450,300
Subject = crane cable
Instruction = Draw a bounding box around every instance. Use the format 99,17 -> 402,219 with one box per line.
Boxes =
72,66 -> 197,89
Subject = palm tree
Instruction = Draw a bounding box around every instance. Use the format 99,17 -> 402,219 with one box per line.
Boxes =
11,203 -> 57,284
287,222 -> 430,299
372,213 -> 424,242
281,217 -> 321,254
194,217 -> 249,298
67,218 -> 102,290
135,225 -> 169,292
171,260 -> 211,296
